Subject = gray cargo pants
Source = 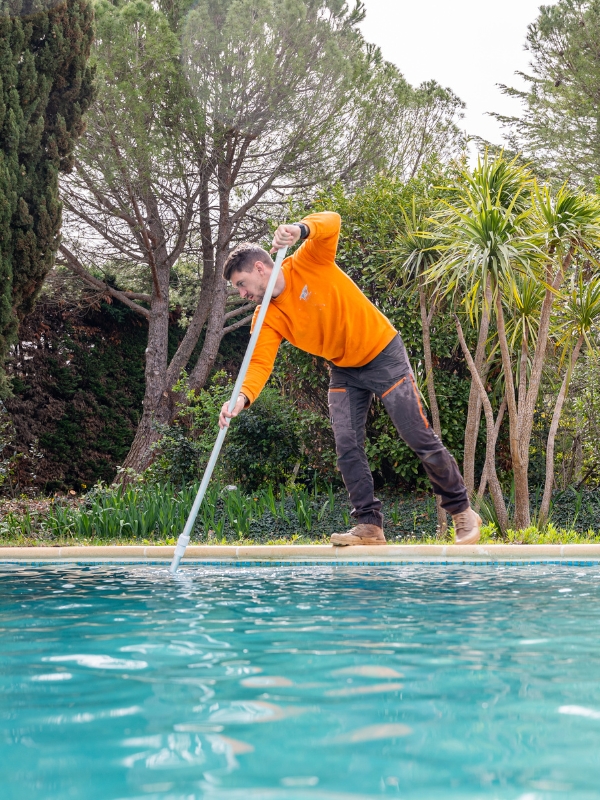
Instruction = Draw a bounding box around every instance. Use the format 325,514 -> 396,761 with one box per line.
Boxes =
328,335 -> 469,528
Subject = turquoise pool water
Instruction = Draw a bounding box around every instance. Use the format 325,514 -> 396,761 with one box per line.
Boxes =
2,564 -> 600,799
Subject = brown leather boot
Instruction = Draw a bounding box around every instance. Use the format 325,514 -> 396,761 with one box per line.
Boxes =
452,508 -> 482,544
330,524 -> 387,547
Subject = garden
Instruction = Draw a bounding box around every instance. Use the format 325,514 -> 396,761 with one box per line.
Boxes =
2,0 -> 600,544
5,3 -> 600,800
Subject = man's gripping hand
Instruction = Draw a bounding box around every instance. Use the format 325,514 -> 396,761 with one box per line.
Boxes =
219,394 -> 247,429
270,224 -> 302,254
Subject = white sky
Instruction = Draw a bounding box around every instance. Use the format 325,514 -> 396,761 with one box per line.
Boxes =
359,0 -> 551,149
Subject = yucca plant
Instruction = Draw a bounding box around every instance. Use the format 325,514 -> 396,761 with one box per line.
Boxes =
538,274 -> 600,525
430,151 -> 600,531
429,154 -> 540,530
500,185 -> 600,529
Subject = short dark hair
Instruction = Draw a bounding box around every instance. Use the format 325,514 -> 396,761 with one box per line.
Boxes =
223,243 -> 273,281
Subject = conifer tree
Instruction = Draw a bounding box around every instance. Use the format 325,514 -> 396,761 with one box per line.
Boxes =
497,0 -> 600,187
0,0 -> 94,395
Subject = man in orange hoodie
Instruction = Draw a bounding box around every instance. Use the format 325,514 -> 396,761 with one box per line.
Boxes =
219,211 -> 481,545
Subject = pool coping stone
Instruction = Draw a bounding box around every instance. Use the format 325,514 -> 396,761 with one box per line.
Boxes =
2,543 -> 600,564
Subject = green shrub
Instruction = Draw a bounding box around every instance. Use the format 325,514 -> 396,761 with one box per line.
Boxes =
148,373 -> 306,492
225,387 -> 303,492
147,372 -> 231,487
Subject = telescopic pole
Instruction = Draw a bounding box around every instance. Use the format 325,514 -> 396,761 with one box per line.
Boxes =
169,246 -> 288,574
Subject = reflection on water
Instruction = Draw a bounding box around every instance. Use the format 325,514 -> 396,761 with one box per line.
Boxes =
331,666 -> 403,678
330,723 -> 412,743
1,564 -> 600,799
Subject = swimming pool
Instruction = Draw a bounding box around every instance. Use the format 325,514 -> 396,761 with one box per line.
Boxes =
2,563 -> 600,799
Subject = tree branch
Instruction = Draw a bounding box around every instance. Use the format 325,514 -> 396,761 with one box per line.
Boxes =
223,302 -> 255,321
58,245 -> 151,320
222,313 -> 254,334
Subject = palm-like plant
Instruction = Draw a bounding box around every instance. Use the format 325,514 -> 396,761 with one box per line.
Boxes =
432,153 -> 538,317
432,151 -> 600,531
519,185 -> 600,453
502,274 -> 545,423
429,154 -> 539,531
539,274 -> 600,525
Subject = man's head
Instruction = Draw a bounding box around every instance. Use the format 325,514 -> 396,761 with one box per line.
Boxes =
223,243 -> 274,303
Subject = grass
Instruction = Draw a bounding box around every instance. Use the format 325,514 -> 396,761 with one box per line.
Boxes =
1,481 -> 599,546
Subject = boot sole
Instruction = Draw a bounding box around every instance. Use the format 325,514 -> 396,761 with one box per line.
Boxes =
454,531 -> 481,545
330,536 -> 388,547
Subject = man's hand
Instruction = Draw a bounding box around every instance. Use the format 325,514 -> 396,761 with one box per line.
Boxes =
270,224 -> 301,254
219,394 -> 247,429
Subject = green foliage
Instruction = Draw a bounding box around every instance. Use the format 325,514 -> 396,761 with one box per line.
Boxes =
3,301 -> 147,492
150,372 -> 307,492
545,487 -> 600,531
147,371 -> 231,488
0,481 -> 199,540
0,404 -> 20,494
0,0 -> 95,394
226,388 -> 303,492
542,351 -> 600,488
430,154 -> 541,316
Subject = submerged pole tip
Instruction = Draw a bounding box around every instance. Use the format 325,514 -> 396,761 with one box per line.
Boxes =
169,532 -> 190,574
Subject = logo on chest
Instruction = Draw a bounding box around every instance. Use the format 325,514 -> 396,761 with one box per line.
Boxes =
300,284 -> 311,301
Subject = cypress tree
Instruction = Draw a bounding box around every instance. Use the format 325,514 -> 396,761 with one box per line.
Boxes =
0,0 -> 94,395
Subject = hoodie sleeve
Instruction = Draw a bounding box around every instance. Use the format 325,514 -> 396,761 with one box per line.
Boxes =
239,309 -> 283,405
292,211 -> 341,270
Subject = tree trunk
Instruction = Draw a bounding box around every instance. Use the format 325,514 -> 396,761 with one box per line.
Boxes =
494,292 -> 530,529
476,395 -> 506,501
539,335 -> 584,526
121,285 -> 171,473
188,272 -> 228,391
189,146 -> 233,392
512,249 -> 574,525
418,279 -> 446,534
119,395 -> 171,476
166,168 -> 217,388
463,280 -> 492,494
454,314 -> 509,532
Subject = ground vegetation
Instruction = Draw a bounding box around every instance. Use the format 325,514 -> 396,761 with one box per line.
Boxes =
2,479 -> 599,546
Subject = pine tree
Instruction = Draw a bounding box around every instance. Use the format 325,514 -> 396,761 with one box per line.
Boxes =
0,0 -> 94,395
497,0 -> 600,187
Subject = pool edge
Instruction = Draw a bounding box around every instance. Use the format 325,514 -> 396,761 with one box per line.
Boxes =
2,543 -> 600,564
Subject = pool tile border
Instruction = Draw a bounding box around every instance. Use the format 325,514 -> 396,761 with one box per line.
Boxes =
2,543 -> 600,566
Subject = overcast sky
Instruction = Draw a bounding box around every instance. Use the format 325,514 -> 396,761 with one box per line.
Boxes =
359,0 -> 552,148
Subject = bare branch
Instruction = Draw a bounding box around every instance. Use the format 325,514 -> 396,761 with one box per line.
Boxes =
222,313 -> 253,334
58,245 -> 151,320
223,302 -> 255,321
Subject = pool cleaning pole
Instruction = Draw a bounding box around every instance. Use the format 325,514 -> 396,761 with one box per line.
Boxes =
169,245 -> 289,574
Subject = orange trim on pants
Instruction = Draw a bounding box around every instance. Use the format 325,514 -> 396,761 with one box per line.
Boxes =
328,388 -> 346,393
409,374 -> 429,429
381,376 -> 406,399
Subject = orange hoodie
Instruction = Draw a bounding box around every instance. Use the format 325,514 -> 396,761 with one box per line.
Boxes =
240,211 -> 397,404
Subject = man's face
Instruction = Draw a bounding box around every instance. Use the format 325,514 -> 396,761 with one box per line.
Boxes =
230,261 -> 271,303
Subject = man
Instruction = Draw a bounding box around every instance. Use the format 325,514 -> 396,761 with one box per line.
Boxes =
219,211 -> 481,546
